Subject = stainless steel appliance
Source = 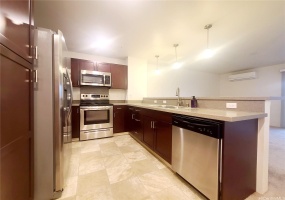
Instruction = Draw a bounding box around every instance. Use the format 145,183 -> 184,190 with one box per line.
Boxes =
172,114 -> 223,200
80,70 -> 111,87
80,93 -> 113,140
34,28 -> 72,200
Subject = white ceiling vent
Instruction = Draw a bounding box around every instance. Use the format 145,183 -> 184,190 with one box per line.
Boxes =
228,71 -> 256,81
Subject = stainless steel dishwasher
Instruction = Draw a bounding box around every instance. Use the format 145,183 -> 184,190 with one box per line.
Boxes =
172,114 -> 223,200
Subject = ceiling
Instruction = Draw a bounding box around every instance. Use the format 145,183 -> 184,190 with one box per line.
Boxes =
34,1 -> 285,74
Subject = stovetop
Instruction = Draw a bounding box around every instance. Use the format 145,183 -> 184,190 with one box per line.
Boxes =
80,101 -> 113,106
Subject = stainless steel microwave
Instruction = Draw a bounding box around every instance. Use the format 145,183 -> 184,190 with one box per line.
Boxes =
80,70 -> 111,87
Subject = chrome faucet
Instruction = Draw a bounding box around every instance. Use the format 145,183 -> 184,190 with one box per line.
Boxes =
176,87 -> 183,106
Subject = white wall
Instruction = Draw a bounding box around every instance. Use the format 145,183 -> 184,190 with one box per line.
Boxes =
219,63 -> 285,127
147,64 -> 220,97
127,57 -> 148,100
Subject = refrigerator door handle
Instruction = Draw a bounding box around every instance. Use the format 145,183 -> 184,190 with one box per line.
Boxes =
66,69 -> 73,119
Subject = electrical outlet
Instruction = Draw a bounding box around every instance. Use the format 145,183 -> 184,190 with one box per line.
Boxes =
154,100 -> 157,103
226,103 -> 237,109
163,100 -> 167,104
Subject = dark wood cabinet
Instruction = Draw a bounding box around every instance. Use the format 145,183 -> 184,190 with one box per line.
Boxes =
1,45 -> 33,200
0,0 -> 34,199
110,64 -> 128,89
142,116 -> 155,148
127,107 -> 143,141
71,58 -> 80,87
141,109 -> 172,163
113,105 -> 127,133
154,121 -> 172,163
97,62 -> 111,72
0,0 -> 34,63
72,106 -> 80,138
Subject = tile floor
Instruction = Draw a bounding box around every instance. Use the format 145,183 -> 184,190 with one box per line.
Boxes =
59,133 -> 206,200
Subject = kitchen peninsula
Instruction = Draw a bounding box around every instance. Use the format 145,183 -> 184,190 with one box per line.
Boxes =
73,96 -> 271,200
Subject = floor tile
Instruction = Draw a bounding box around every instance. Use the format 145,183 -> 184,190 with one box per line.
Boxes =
104,154 -> 129,169
138,170 -> 174,193
110,177 -> 150,200
76,184 -> 114,200
77,170 -> 110,195
130,159 -> 159,176
106,163 -> 134,184
150,185 -> 190,200
101,146 -> 122,157
123,150 -> 148,163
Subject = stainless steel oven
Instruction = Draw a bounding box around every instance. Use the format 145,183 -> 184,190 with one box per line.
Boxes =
79,93 -> 113,140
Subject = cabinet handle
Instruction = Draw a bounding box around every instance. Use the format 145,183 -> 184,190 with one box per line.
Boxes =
132,114 -> 135,119
77,108 -> 79,113
153,121 -> 156,129
78,80 -> 79,85
151,121 -> 153,129
114,113 -> 116,118
117,107 -> 122,110
135,109 -> 140,112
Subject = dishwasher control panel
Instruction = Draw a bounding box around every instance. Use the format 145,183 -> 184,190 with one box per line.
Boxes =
172,114 -> 223,139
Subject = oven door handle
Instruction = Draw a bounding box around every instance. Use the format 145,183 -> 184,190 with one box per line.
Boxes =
80,106 -> 112,111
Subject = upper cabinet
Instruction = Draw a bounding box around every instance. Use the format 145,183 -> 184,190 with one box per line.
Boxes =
110,64 -> 128,89
0,0 -> 34,63
71,58 -> 128,89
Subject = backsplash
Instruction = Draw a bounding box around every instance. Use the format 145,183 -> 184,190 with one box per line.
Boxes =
72,87 -> 126,101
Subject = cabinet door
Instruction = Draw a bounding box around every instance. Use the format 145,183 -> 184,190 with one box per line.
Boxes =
110,64 -> 128,89
1,46 -> 33,200
97,62 -> 111,72
143,116 -> 155,149
113,106 -> 126,133
0,0 -> 33,62
71,58 -> 80,87
79,59 -> 95,71
155,121 -> 172,164
125,107 -> 134,132
72,106 -> 80,138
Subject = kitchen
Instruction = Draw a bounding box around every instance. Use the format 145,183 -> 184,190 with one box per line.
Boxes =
1,1 -> 285,200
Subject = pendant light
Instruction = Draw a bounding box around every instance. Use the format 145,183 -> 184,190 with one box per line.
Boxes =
172,44 -> 182,69
155,55 -> 160,74
203,24 -> 214,58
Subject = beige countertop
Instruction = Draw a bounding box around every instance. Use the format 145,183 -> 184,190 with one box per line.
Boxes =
144,96 -> 284,101
126,103 -> 267,122
72,102 -> 267,122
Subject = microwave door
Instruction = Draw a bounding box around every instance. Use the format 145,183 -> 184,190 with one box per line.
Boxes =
81,73 -> 104,86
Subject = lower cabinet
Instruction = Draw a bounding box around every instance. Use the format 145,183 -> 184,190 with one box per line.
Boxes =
72,106 -> 80,138
142,110 -> 172,164
126,107 -> 143,141
113,105 -> 126,133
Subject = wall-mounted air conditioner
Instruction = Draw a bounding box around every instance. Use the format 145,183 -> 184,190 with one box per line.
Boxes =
228,71 -> 256,81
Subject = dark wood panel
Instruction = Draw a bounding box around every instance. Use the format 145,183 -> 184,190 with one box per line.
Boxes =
110,64 -> 128,89
1,136 -> 31,200
113,105 -> 126,133
97,62 -> 111,72
125,106 -> 134,132
79,59 -> 95,71
143,116 -> 155,149
71,58 -> 80,87
1,54 -> 30,148
72,106 -> 80,138
141,108 -> 172,123
0,0 -> 33,63
221,119 -> 258,200
155,121 -> 172,164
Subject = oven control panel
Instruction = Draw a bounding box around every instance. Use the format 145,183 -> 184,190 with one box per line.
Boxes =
81,93 -> 109,100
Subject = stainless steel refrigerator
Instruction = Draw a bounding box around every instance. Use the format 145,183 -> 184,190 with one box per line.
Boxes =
34,28 -> 73,200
